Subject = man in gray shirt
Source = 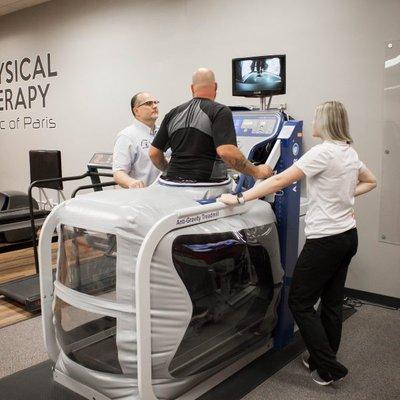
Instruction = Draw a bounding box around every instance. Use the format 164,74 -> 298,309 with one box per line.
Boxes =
113,92 -> 161,188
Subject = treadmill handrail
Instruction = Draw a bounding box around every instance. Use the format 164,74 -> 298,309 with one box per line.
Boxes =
135,200 -> 255,400
71,180 -> 116,198
235,139 -> 281,194
254,139 -> 282,204
265,139 -> 281,171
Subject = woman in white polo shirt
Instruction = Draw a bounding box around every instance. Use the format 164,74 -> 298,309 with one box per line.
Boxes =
219,101 -> 377,386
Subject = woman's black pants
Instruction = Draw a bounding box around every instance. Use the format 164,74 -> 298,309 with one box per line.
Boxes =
288,228 -> 358,380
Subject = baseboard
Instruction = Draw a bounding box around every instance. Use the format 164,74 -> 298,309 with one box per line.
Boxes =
344,287 -> 400,309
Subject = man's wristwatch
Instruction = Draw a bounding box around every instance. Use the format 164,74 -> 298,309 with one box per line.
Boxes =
236,192 -> 245,204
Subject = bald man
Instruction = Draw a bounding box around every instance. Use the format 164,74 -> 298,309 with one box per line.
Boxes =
149,68 -> 272,184
113,92 -> 161,188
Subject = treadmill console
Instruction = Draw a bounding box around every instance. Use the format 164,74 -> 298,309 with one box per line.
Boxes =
234,115 -> 278,137
232,110 -> 283,160
88,153 -> 113,169
87,153 -> 114,187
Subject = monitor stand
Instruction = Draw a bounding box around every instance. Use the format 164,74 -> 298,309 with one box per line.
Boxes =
260,96 -> 272,110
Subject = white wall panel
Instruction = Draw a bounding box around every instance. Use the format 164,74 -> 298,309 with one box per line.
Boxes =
0,0 -> 399,297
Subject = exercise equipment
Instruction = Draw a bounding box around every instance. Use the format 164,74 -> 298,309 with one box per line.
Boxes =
0,151 -> 114,311
38,110 -> 303,399
0,191 -> 47,246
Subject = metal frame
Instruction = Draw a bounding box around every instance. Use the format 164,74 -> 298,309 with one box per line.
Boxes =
272,120 -> 302,348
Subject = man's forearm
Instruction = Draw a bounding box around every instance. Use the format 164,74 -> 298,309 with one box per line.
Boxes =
114,171 -> 130,188
113,171 -> 144,188
149,146 -> 169,172
217,145 -> 260,176
152,155 -> 168,172
225,153 -> 259,176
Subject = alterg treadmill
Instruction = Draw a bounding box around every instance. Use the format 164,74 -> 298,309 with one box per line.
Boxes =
38,110 -> 302,400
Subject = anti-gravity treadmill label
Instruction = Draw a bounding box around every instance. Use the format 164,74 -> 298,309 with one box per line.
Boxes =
0,53 -> 58,133
176,211 -> 220,226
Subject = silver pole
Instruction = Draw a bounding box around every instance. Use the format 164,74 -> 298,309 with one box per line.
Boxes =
267,96 -> 272,110
260,97 -> 266,110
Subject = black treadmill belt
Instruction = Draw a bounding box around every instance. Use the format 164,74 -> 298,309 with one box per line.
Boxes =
0,270 -> 56,311
0,275 -> 40,305
69,335 -> 122,375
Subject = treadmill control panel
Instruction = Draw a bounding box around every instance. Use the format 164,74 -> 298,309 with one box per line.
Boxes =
234,116 -> 278,137
233,110 -> 281,138
232,111 -> 283,158
88,153 -> 113,169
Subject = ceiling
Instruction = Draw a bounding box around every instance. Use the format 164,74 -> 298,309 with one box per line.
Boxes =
0,0 -> 51,17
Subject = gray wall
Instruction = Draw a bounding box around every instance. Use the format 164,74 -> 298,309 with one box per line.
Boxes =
0,0 -> 399,297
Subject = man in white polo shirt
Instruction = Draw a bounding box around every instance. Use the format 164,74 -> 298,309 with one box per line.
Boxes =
113,92 -> 161,188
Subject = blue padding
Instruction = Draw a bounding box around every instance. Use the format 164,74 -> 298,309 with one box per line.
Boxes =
196,198 -> 217,205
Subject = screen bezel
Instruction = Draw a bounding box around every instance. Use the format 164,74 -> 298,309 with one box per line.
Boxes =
232,54 -> 286,97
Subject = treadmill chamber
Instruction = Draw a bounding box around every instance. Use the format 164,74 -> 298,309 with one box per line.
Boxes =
170,226 -> 281,378
39,186 -> 283,400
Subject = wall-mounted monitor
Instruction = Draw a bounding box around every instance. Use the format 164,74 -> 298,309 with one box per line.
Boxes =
232,55 -> 286,97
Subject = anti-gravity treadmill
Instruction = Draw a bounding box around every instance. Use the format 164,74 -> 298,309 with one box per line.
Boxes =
38,110 -> 303,400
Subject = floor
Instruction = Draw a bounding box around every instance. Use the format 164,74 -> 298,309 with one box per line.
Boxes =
242,304 -> 400,400
0,303 -> 399,399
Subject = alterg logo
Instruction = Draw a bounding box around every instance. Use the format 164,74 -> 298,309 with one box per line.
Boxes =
292,143 -> 300,156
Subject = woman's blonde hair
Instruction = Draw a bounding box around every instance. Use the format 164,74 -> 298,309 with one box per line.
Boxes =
313,101 -> 353,143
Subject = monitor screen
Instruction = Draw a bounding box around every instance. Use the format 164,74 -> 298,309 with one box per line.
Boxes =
232,55 -> 286,97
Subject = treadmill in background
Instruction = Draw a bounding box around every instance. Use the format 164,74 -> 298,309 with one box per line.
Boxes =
0,152 -> 114,312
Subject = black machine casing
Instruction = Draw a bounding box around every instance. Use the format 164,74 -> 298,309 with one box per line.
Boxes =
0,191 -> 39,242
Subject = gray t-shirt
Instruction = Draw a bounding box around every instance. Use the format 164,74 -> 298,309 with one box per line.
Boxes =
112,119 -> 160,186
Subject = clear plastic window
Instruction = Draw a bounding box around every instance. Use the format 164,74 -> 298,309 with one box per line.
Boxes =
169,224 -> 282,378
58,225 -> 117,299
54,298 -> 122,374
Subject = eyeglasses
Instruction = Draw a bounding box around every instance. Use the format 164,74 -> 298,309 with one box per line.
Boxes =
136,100 -> 159,108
